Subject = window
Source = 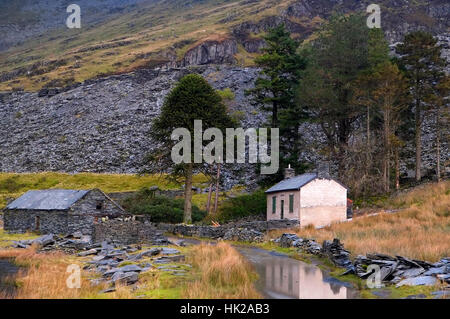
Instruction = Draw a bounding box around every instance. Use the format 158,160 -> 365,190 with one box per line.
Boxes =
96,201 -> 103,210
272,196 -> 276,214
289,194 -> 294,213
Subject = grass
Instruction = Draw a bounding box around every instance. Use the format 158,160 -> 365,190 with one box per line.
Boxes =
0,172 -> 209,209
0,247 -> 133,299
0,228 -> 38,248
136,264 -> 192,299
184,242 -> 261,298
269,181 -> 450,262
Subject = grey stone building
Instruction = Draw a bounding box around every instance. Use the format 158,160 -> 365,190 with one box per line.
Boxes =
3,189 -> 126,235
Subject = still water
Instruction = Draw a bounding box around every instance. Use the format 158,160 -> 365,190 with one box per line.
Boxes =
0,259 -> 20,297
237,246 -> 359,299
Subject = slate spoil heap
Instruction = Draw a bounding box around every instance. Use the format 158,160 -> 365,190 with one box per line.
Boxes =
275,233 -> 450,290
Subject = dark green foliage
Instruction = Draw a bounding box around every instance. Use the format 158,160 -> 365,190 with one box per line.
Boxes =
218,190 -> 266,222
247,24 -> 306,127
396,31 -> 447,181
247,24 -> 308,183
122,190 -> 207,223
151,73 -> 234,142
297,14 -> 371,177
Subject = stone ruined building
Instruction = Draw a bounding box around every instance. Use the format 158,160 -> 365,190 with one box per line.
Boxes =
3,189 -> 126,235
265,165 -> 348,228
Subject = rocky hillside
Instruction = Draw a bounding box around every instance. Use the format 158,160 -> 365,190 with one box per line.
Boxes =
1,0 -> 449,91
0,65 -> 447,188
0,1 -> 448,187
0,66 -> 266,187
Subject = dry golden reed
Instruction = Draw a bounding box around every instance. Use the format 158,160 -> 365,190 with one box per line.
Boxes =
0,247 -> 132,299
184,242 -> 261,299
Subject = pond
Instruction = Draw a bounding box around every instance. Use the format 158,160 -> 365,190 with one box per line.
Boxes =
237,246 -> 360,299
0,258 -> 20,298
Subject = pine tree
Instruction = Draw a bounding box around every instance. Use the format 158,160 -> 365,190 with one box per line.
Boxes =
297,14 -> 370,178
396,31 -> 446,182
370,62 -> 409,192
247,24 -> 305,128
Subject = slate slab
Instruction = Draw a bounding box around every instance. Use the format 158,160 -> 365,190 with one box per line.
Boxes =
396,276 -> 438,287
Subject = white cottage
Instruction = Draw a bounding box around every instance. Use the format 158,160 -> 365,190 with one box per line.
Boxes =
265,167 -> 348,228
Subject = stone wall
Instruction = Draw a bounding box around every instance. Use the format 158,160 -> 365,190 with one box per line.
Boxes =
155,219 -> 300,239
70,189 -> 125,217
92,218 -> 165,245
68,214 -> 95,236
3,210 -> 68,234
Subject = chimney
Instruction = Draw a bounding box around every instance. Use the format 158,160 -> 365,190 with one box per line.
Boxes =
317,161 -> 330,179
284,164 -> 295,180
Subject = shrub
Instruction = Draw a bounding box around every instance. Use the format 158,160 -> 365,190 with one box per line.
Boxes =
0,176 -> 25,193
217,88 -> 235,101
122,189 -> 207,223
217,190 -> 266,223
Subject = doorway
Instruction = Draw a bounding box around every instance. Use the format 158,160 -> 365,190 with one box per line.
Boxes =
280,200 -> 284,219
35,216 -> 40,231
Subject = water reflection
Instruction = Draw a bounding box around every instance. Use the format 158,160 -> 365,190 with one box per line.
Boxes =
237,247 -> 358,299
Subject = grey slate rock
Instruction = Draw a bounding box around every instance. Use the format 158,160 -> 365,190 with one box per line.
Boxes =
161,248 -> 180,255
423,266 -> 447,276
396,276 -> 438,287
136,247 -> 162,258
118,264 -> 142,273
111,271 -> 139,285
401,268 -> 426,278
77,248 -> 98,257
402,294 -> 427,299
431,290 -> 450,298
33,234 -> 55,246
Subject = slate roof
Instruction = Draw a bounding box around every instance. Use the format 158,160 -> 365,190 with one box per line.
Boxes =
6,189 -> 90,210
265,173 -> 318,194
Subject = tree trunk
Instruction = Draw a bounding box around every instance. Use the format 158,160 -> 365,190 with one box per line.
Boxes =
214,163 -> 221,214
206,183 -> 213,214
383,108 -> 390,193
367,106 -> 370,147
272,101 -> 278,127
395,147 -> 400,190
415,95 -> 422,182
436,109 -> 441,183
183,163 -> 193,224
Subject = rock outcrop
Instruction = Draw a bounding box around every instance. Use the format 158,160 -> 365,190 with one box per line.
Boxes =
179,38 -> 238,67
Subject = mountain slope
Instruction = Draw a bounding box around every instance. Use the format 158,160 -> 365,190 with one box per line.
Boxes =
0,0 -> 449,91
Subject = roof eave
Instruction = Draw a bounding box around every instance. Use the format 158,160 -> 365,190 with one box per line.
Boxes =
265,187 -> 301,194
